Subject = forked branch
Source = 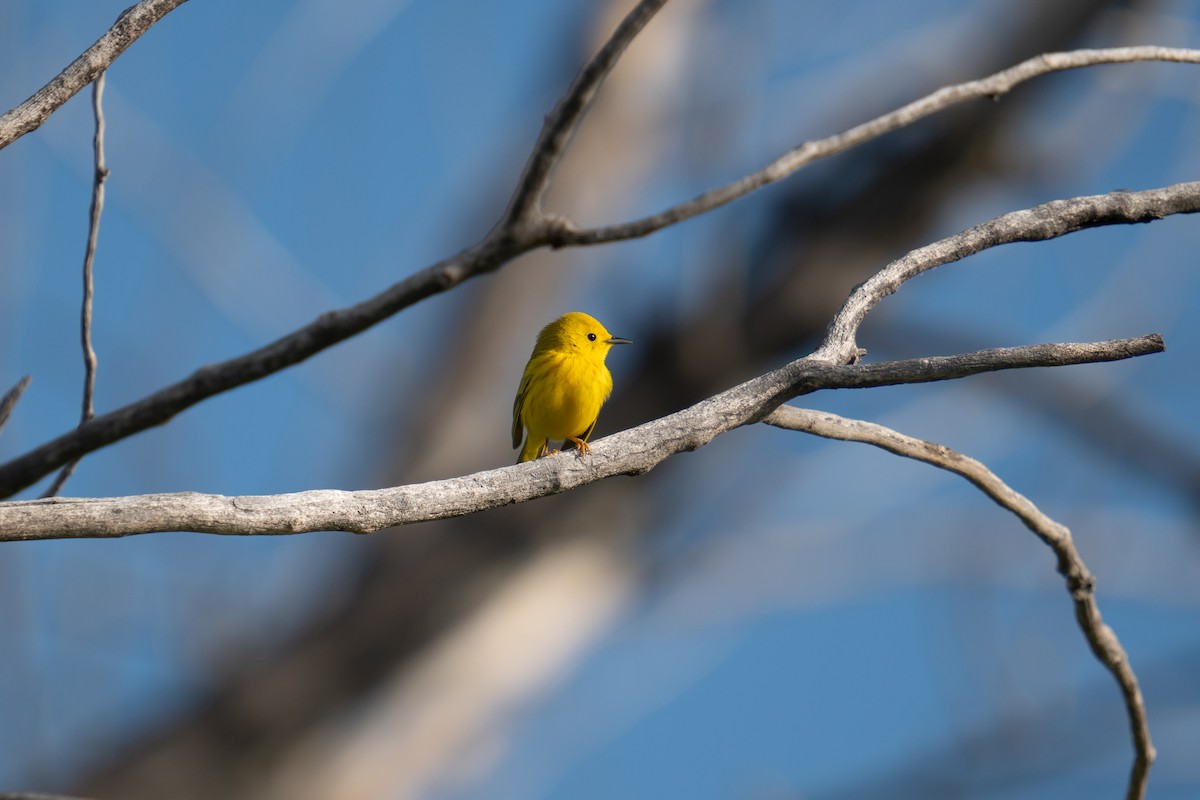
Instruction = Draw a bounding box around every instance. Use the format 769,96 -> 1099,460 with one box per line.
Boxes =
503,0 -> 670,228
0,335 -> 1163,541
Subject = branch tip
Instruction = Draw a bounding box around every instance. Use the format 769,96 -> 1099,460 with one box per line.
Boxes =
0,375 -> 33,435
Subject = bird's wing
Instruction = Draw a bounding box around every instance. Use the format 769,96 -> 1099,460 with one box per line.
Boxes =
512,371 -> 532,449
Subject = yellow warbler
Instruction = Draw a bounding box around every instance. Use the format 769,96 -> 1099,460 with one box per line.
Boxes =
512,312 -> 632,463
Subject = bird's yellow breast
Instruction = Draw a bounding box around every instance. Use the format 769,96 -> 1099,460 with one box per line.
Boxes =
520,350 -> 613,440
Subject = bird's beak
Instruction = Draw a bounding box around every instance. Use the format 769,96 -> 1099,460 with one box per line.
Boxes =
606,336 -> 633,345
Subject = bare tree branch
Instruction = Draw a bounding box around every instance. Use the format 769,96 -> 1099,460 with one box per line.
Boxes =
814,181 -> 1200,364
763,406 -> 1155,800
44,73 -> 108,499
0,0 -> 188,151
0,377 -> 32,436
0,42 -> 1194,499
0,335 -> 1162,540
547,46 -> 1200,245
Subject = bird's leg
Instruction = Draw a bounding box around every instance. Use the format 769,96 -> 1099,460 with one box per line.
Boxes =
566,437 -> 591,456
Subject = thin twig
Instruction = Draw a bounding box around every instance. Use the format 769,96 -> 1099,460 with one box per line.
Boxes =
503,0 -> 670,229
0,0 -> 188,150
0,376 -> 32,436
44,74 -> 108,499
0,335 -> 1164,540
547,46 -> 1200,246
762,406 -> 1155,800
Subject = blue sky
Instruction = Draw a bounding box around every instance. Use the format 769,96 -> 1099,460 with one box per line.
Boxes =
2,1 -> 1199,798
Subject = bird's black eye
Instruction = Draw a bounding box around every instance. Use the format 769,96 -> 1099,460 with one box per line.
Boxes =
587,332 -> 597,341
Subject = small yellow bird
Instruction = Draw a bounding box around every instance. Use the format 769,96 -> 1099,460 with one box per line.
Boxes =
512,312 -> 632,463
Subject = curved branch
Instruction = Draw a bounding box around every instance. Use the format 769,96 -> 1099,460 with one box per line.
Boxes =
0,335 -> 1163,540
0,0 -> 189,151
548,46 -> 1200,246
814,181 -> 1200,364
763,406 -> 1155,800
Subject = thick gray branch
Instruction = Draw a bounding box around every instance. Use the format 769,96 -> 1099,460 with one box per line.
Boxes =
0,336 -> 1162,540
0,0 -> 188,150
763,407 -> 1155,800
